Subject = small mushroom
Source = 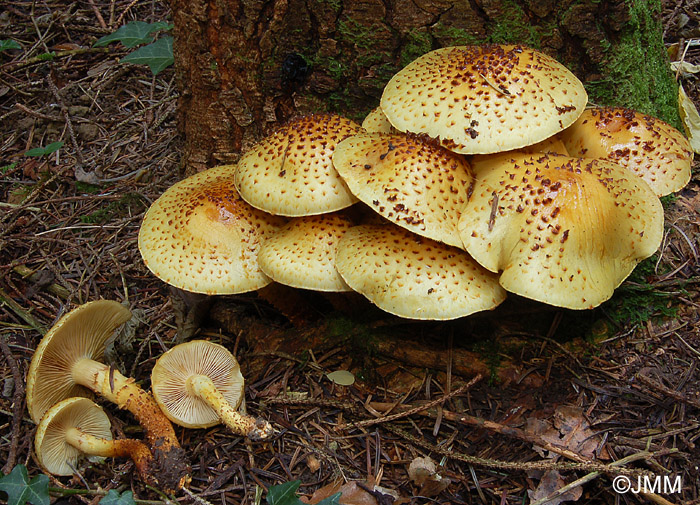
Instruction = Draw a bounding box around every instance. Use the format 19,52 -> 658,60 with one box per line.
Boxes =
558,106 -> 693,196
234,114 -> 361,216
35,397 -> 155,484
381,44 -> 587,154
335,223 -> 506,320
151,340 -> 274,441
26,300 -> 189,491
332,132 -> 474,248
459,152 -> 664,309
138,164 -> 286,294
257,212 -> 354,292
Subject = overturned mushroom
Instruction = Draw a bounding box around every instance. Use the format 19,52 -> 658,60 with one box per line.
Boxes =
35,397 -> 155,484
26,300 -> 189,491
151,340 -> 274,441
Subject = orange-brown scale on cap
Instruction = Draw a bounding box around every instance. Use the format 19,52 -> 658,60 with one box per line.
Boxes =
460,152 -> 663,309
139,165 -> 286,294
235,113 -> 360,216
559,106 -> 693,196
333,132 -> 473,248
381,45 -> 587,154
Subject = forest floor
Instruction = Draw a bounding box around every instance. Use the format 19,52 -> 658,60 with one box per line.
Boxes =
1,1 -> 699,504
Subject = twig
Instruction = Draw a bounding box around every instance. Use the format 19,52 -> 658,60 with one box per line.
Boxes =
337,376 -> 481,430
635,372 -> 700,409
3,48 -> 111,70
0,336 -> 25,474
385,424 -> 669,477
47,73 -> 84,168
0,286 -> 46,335
87,0 -> 108,29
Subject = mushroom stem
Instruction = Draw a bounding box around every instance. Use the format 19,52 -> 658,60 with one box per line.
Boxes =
187,374 -> 273,441
72,358 -> 179,450
65,427 -> 154,483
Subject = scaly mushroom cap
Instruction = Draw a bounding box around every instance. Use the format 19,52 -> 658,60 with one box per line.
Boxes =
362,107 -> 398,134
234,114 -> 361,216
258,212 -> 353,292
138,164 -> 286,294
459,153 -> 664,309
332,132 -> 474,248
26,300 -> 132,423
151,340 -> 245,429
558,107 -> 694,196
381,45 -> 587,154
34,397 -> 113,476
335,224 -> 506,320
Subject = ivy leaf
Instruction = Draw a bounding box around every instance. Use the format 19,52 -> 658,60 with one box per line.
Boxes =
94,21 -> 170,48
0,465 -> 50,505
24,141 -> 64,157
0,39 -> 21,51
99,489 -> 136,505
120,36 -> 173,75
266,481 -> 341,505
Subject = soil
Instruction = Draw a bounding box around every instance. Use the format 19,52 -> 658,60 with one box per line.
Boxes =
1,1 -> 699,505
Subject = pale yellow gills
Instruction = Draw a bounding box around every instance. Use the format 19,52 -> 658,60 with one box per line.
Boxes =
336,224 -> 506,320
234,114 -> 361,216
35,397 -> 154,484
333,132 -> 474,248
381,45 -> 587,154
258,212 -> 354,292
558,107 -> 694,196
151,340 -> 274,441
138,165 -> 286,294
362,107 -> 398,134
459,153 -> 664,309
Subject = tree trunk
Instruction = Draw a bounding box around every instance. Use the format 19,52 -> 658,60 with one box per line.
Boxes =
168,0 -> 678,174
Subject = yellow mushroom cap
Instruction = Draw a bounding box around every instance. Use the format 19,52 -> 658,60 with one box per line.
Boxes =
234,114 -> 361,216
151,340 -> 245,429
26,300 -> 132,423
335,224 -> 506,320
332,132 -> 474,248
138,165 -> 286,294
381,45 -> 587,154
361,107 -> 398,134
35,397 -> 113,476
558,107 -> 694,196
459,153 -> 664,309
258,212 -> 353,292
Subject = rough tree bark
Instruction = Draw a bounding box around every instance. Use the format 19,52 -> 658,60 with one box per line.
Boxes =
167,0 -> 678,174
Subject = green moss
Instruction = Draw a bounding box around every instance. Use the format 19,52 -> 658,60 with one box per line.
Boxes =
429,24 -> 483,46
80,193 -> 147,224
400,30 -> 432,67
585,0 -> 680,127
337,17 -> 376,50
488,0 -> 541,48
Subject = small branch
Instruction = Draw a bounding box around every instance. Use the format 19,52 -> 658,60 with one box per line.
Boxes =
337,376 -> 481,430
635,372 -> 700,409
0,336 -> 25,474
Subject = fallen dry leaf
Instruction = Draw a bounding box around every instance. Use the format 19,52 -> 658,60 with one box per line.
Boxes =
527,470 -> 583,505
303,480 -> 400,505
407,457 -> 451,497
679,84 -> 700,154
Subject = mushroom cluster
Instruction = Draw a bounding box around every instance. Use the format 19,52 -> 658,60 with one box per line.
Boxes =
137,43 -> 692,317
28,300 -> 271,488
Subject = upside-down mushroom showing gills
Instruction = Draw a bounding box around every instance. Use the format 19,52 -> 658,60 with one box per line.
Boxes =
151,340 -> 274,441
26,300 -> 190,491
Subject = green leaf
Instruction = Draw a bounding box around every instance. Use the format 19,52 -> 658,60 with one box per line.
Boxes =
0,39 -> 21,51
99,489 -> 136,505
94,21 -> 173,48
120,36 -> 173,75
24,141 -> 64,157
266,481 -> 341,505
0,465 -> 50,505
1,162 -> 17,173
